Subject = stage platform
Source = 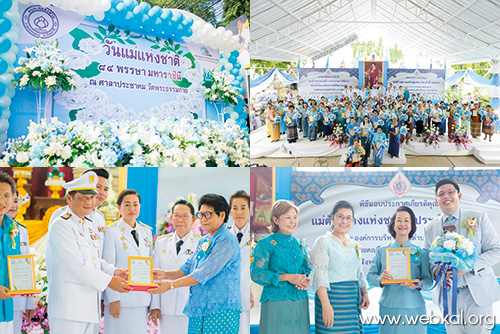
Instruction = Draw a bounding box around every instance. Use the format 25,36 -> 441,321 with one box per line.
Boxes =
250,126 -> 500,164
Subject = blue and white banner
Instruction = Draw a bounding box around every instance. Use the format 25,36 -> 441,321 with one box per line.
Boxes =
290,170 -> 500,274
299,68 -> 359,98
387,69 -> 446,96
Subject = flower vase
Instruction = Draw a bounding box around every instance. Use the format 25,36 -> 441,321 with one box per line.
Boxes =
211,100 -> 226,124
35,90 -> 53,123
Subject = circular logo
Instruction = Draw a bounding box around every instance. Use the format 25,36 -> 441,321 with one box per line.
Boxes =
22,5 -> 59,39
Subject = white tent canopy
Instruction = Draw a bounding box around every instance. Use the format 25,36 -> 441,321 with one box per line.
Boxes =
251,0 -> 500,65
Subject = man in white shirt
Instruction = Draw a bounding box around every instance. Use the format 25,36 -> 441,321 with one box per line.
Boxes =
150,200 -> 201,334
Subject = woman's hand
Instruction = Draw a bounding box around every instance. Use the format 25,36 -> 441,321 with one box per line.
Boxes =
109,301 -> 120,319
25,309 -> 35,321
380,269 -> 391,283
360,292 -> 370,309
0,286 -> 12,299
288,274 -> 311,290
149,309 -> 162,326
322,303 -> 334,328
250,289 -> 255,309
152,269 -> 167,280
147,281 -> 171,294
401,279 -> 422,290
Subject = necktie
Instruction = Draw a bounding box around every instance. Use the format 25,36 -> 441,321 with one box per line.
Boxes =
443,216 -> 456,233
176,240 -> 184,255
131,230 -> 139,246
237,232 -> 243,243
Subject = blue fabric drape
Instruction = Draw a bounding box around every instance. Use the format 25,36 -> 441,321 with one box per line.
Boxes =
127,167 -> 158,234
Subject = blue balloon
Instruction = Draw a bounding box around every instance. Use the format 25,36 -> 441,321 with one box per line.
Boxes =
0,59 -> 7,75
0,132 -> 7,142
0,96 -> 11,108
148,6 -> 162,18
138,1 -> 151,11
0,18 -> 12,35
124,11 -> 134,20
228,56 -> 238,64
184,17 -> 193,26
184,28 -> 193,38
171,12 -> 183,24
0,83 -> 5,96
230,50 -> 239,57
0,73 -> 13,85
123,0 -> 135,7
0,0 -> 12,12
230,68 -> 239,75
116,2 -> 126,11
234,63 -> 241,70
162,20 -> 173,32
0,107 -> 9,119
236,75 -> 244,82
132,5 -> 142,15
0,118 -> 8,132
231,80 -> 240,86
0,37 -> 12,54
160,9 -> 172,21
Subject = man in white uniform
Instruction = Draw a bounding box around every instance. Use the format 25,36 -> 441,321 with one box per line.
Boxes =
150,200 -> 201,334
46,172 -> 130,334
229,190 -> 254,334
7,193 -> 35,334
424,178 -> 500,334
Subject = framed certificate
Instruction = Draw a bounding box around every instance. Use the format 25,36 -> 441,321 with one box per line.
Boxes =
285,116 -> 293,125
128,256 -> 158,291
381,247 -> 416,285
308,115 -> 314,123
324,116 -> 329,123
351,153 -> 358,162
7,255 -> 41,295
375,141 -> 381,149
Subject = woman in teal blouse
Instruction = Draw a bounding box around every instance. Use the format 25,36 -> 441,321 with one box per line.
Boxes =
0,172 -> 21,332
251,200 -> 311,334
310,200 -> 369,333
367,206 -> 433,334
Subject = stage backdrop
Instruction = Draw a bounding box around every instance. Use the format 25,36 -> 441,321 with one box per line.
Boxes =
387,68 -> 446,96
288,169 -> 500,275
299,68 -> 359,98
10,4 -> 215,138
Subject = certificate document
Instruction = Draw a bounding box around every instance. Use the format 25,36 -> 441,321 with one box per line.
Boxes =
352,154 -> 358,162
375,141 -> 381,149
381,247 -> 415,284
128,256 -> 158,290
7,255 -> 41,295
285,116 -> 293,125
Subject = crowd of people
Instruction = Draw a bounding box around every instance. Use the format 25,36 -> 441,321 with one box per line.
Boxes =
250,178 -> 500,334
0,169 -> 252,334
254,84 -> 499,166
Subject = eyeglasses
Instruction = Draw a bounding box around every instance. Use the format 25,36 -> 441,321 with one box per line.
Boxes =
172,214 -> 192,220
196,211 -> 219,220
437,189 -> 457,198
335,214 -> 353,222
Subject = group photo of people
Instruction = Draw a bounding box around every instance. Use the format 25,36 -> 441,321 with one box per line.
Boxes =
249,167 -> 500,333
0,167 -> 251,334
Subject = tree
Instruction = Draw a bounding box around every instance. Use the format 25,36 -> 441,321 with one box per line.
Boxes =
451,61 -> 491,77
143,0 -> 218,25
251,59 -> 296,77
220,0 -> 249,27
351,38 -> 403,63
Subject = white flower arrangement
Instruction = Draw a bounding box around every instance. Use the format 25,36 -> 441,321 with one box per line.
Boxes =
202,69 -> 242,106
12,40 -> 78,92
1,117 -> 249,167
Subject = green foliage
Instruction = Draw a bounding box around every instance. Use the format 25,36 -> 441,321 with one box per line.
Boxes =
350,38 -> 403,63
143,0 -> 218,25
451,61 -> 491,77
251,59 -> 296,77
220,0 -> 249,26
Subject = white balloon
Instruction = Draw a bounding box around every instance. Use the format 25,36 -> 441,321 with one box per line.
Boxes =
216,26 -> 225,34
101,0 -> 111,11
93,11 -> 105,21
5,9 -> 21,23
223,51 -> 231,59
225,119 -> 236,126
225,63 -> 233,70
224,31 -> 233,39
1,108 -> 10,119
0,119 -> 9,132
1,52 -> 16,64
219,58 -> 228,66
228,74 -> 235,81
0,132 -> 7,142
230,111 -> 239,120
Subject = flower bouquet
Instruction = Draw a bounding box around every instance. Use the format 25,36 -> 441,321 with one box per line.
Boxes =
1,117 -> 249,167
429,231 -> 478,316
22,253 -> 49,334
421,125 -> 441,148
329,125 -> 348,149
12,40 -> 77,92
399,125 -> 413,149
448,125 -> 472,150
202,69 -> 242,106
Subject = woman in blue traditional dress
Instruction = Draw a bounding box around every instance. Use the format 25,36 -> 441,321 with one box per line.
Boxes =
302,102 -> 310,138
322,106 -> 335,140
311,200 -> 369,334
346,118 -> 359,146
388,116 -> 400,159
359,115 -> 372,167
367,206 -> 433,334
251,200 -> 311,334
307,107 -> 321,141
285,105 -> 299,143
277,101 -> 287,135
372,126 -> 386,167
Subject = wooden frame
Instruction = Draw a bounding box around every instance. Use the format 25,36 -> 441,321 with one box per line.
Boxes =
128,256 -> 158,291
7,255 -> 41,295
381,247 -> 415,285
